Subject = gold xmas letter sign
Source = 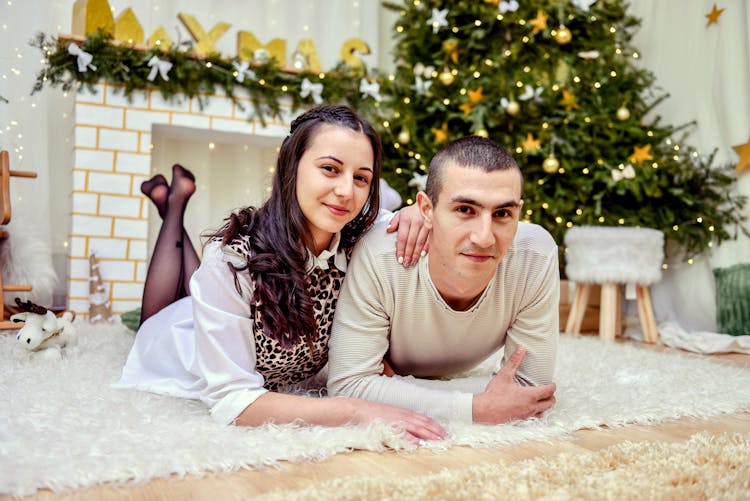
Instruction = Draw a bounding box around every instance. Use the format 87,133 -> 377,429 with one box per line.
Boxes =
70,0 -> 370,71
73,0 -> 114,38
114,8 -> 144,45
340,38 -> 370,70
178,13 -> 231,56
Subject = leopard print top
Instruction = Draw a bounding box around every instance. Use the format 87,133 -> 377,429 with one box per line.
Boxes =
225,235 -> 347,391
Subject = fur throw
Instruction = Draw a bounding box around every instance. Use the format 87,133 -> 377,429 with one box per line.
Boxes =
564,226 -> 664,285
0,216 -> 58,306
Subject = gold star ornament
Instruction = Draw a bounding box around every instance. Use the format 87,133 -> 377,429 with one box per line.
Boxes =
432,123 -> 449,144
732,136 -> 750,175
468,87 -> 484,103
560,90 -> 580,112
705,3 -> 725,27
629,144 -> 653,163
443,38 -> 460,64
522,133 -> 542,152
529,10 -> 548,35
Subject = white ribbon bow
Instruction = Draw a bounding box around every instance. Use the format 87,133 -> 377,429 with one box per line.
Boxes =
232,61 -> 257,83
147,56 -> 173,82
414,75 -> 433,96
612,164 -> 636,182
499,0 -> 519,13
359,79 -> 382,102
519,84 -> 543,101
67,42 -> 96,72
413,63 -> 435,79
300,78 -> 323,104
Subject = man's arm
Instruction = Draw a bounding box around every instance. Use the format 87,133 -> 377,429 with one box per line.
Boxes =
327,240 -> 476,423
503,241 -> 560,387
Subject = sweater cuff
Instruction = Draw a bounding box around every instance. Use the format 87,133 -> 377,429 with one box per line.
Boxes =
452,392 -> 475,424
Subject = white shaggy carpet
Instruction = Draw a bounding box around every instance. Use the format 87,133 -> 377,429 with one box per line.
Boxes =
2,322 -> 750,497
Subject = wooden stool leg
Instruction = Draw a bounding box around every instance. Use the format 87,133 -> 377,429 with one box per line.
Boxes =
565,283 -> 591,334
636,285 -> 659,343
599,283 -> 619,341
615,283 -> 623,337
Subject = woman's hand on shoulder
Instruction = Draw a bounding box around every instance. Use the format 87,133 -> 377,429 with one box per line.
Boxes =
386,204 -> 430,268
349,398 -> 446,445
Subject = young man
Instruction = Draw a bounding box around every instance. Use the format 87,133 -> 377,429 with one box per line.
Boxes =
327,136 -> 558,424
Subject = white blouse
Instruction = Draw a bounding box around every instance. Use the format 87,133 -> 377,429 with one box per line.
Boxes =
114,236 -> 348,426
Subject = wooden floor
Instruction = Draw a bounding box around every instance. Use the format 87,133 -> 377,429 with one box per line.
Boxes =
9,340 -> 750,501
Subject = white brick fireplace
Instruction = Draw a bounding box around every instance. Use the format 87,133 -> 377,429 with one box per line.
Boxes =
67,83 -> 291,316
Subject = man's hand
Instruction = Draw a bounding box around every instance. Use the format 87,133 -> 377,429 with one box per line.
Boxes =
472,346 -> 556,424
387,204 -> 429,267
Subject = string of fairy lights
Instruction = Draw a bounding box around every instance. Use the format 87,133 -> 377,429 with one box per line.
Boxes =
1,0 -> 747,273
366,0 -> 745,271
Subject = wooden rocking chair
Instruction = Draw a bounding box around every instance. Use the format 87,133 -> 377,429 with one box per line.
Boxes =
0,150 -> 37,329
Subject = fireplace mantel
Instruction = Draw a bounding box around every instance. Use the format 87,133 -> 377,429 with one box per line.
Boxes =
67,83 -> 292,316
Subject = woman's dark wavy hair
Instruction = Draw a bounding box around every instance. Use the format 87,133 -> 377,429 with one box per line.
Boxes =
211,104 -> 382,348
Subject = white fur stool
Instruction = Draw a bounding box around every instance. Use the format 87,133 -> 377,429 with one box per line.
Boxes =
564,226 -> 664,343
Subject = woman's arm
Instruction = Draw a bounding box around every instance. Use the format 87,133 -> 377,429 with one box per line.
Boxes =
191,242 -> 445,442
235,392 -> 445,444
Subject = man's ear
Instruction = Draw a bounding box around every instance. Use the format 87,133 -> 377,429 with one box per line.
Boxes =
416,191 -> 434,229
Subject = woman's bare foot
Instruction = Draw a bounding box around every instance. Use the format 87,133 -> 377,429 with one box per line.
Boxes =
140,174 -> 169,218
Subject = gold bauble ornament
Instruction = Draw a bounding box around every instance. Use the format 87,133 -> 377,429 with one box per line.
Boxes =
506,100 -> 520,116
616,106 -> 631,121
542,156 -> 560,173
554,26 -> 572,45
397,130 -> 411,144
438,71 -> 455,86
476,129 -> 489,138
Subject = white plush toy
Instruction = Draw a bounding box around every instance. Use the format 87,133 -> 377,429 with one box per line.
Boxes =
11,298 -> 77,361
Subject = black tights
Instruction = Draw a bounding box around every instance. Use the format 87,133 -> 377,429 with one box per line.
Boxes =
139,164 -> 200,324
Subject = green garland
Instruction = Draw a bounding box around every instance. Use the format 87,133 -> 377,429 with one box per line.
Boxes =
30,31 -> 382,126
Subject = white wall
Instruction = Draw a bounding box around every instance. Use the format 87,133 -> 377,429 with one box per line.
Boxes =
148,127 -> 280,259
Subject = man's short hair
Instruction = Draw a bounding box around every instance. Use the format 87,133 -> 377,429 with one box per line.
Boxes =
425,136 -> 523,204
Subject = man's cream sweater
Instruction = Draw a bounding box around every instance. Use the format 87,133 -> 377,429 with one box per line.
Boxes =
327,221 -> 560,423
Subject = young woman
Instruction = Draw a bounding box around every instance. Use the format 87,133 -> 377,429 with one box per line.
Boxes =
116,105 -> 444,443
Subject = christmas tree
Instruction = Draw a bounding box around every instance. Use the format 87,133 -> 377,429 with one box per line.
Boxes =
369,0 -> 746,264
